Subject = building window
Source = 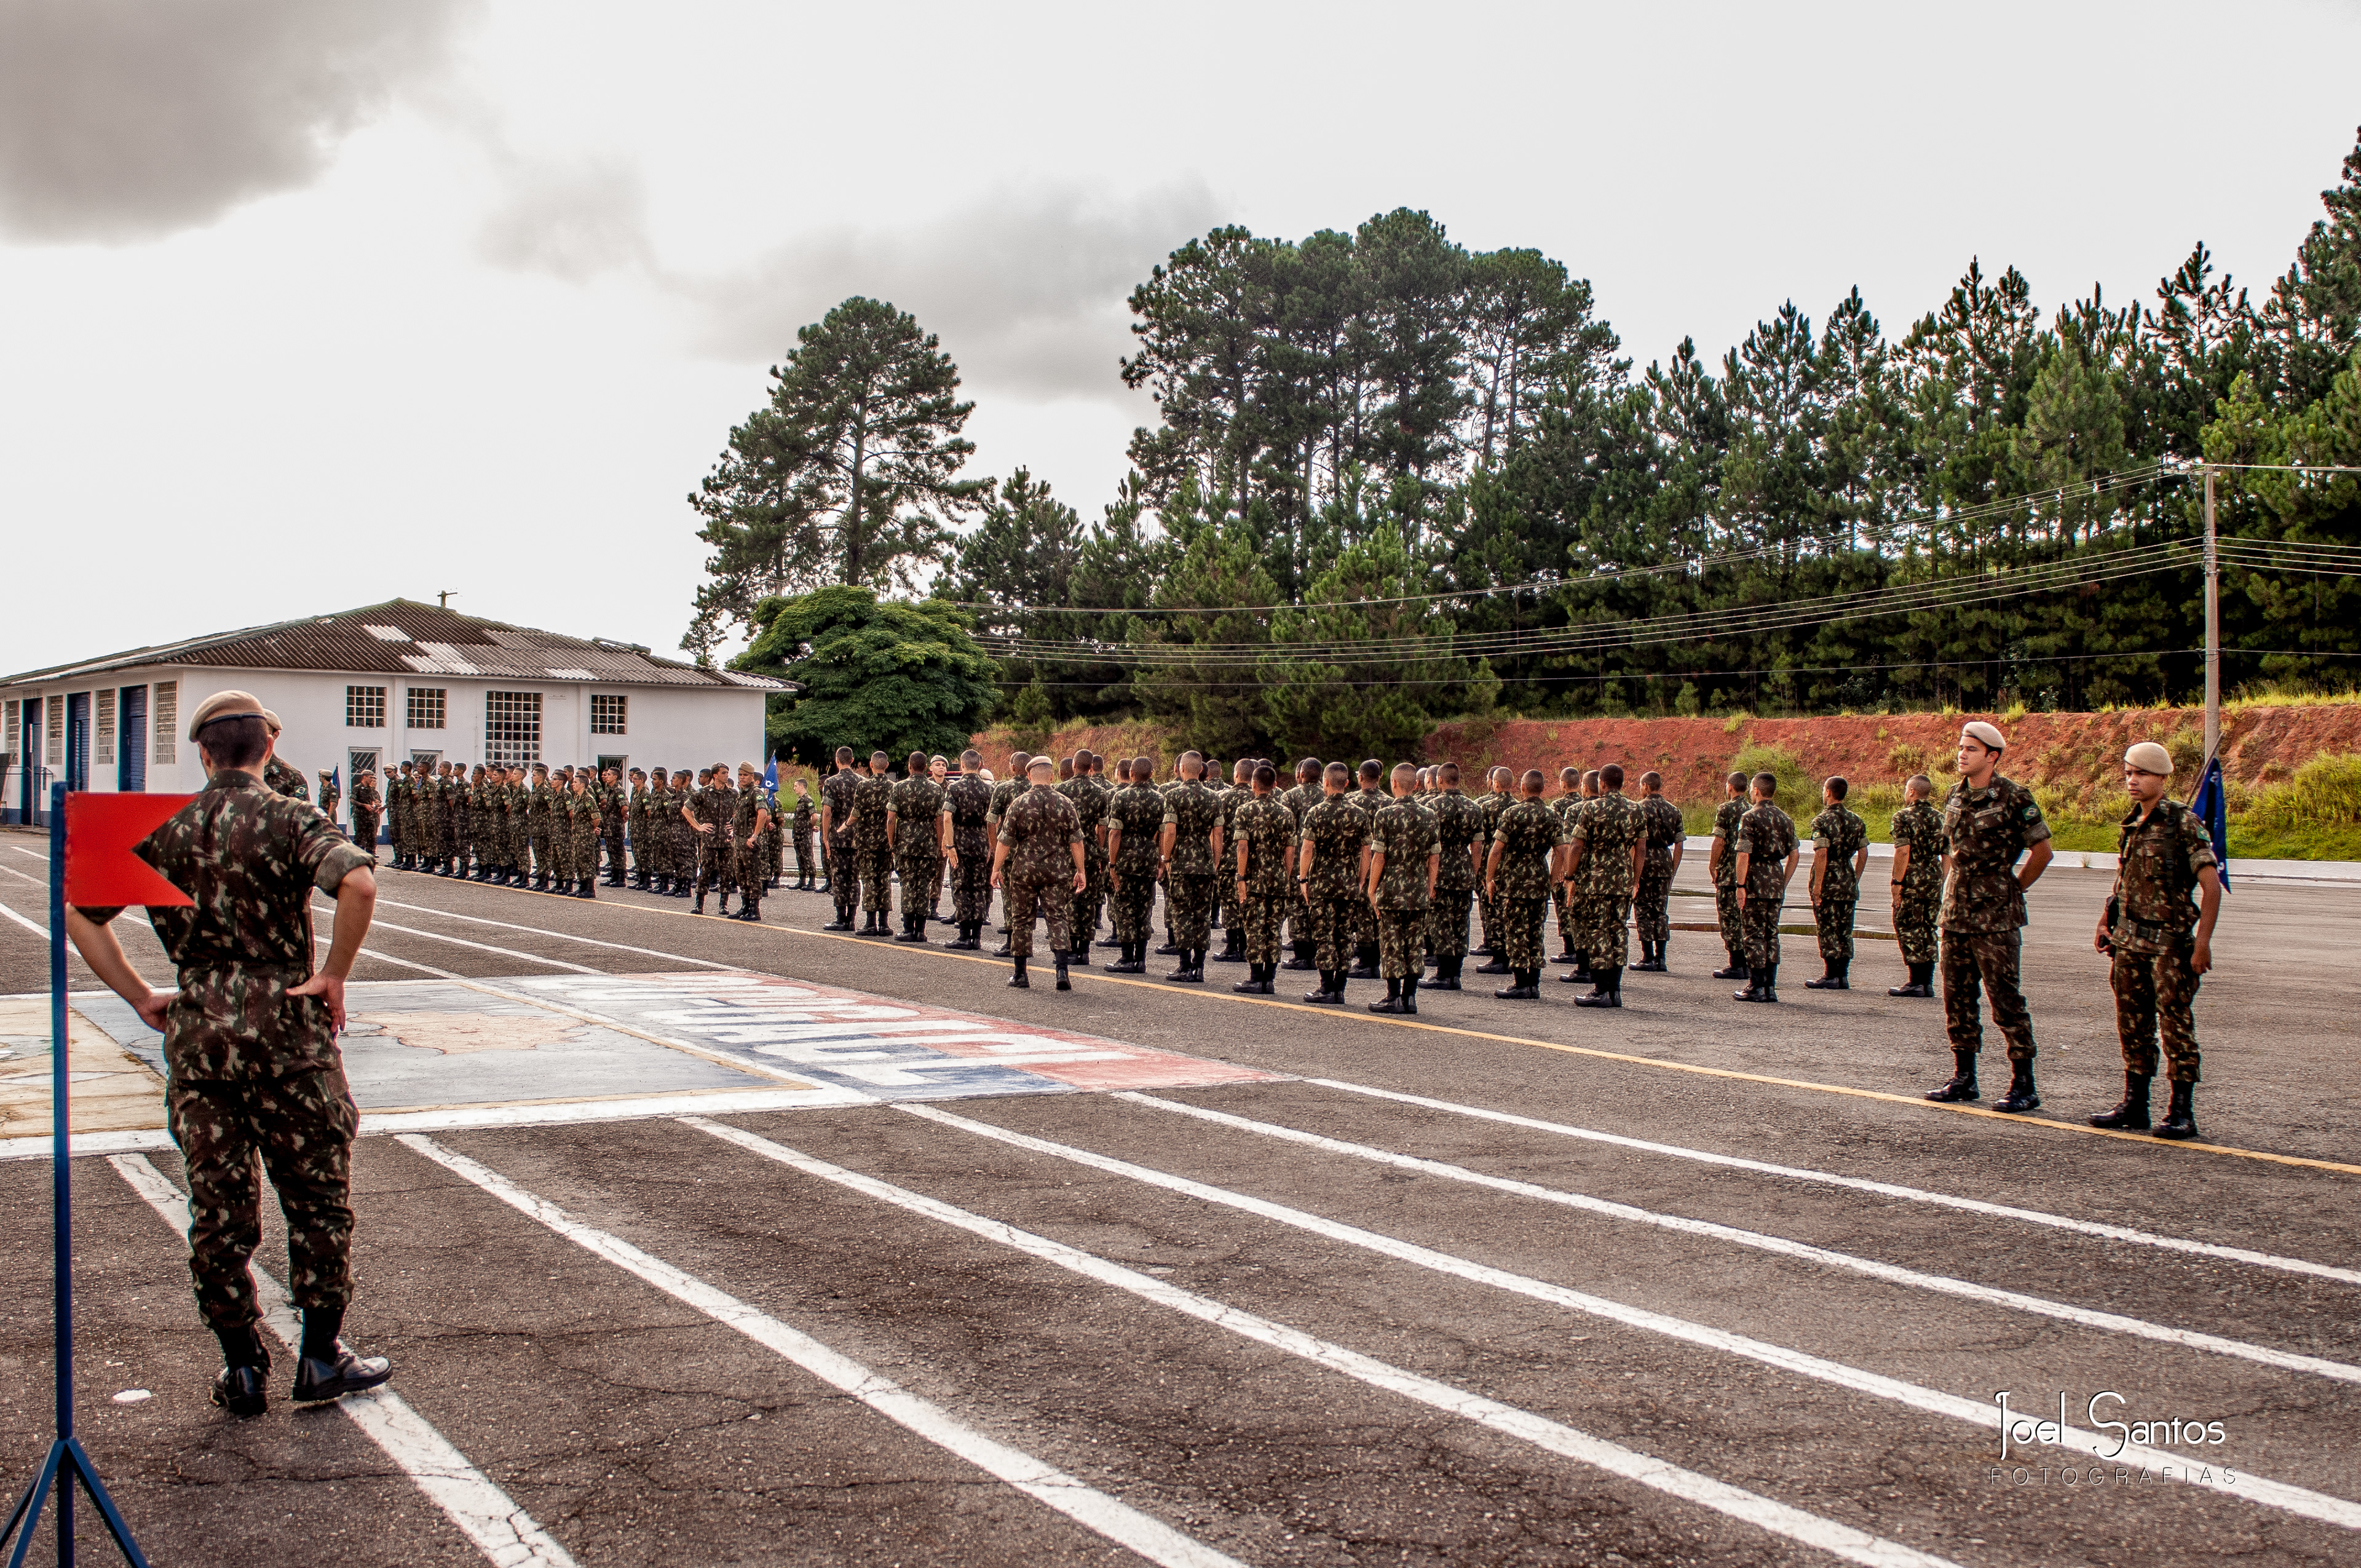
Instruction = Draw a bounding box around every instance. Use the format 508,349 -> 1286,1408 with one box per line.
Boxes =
406,687 -> 446,730
590,693 -> 627,735
46,696 -> 63,764
484,690 -> 541,765
95,689 -> 116,766
152,681 -> 176,766
347,685 -> 386,728
4,699 -> 18,769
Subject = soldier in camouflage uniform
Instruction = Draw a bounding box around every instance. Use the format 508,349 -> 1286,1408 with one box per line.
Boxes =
791,777 -> 817,889
1340,761 -> 1386,977
1083,752 -> 1117,943
1363,762 -> 1441,1015
1549,769 -> 1586,964
1227,763 -> 1295,994
1730,772 -> 1798,1004
623,769 -> 649,889
1484,772 -> 1564,998
1296,763 -> 1370,1005
437,762 -> 461,872
458,765 -> 483,879
941,750 -> 995,948
1706,770 -> 1750,979
349,770 -> 381,863
636,767 -> 665,890
984,752 -> 1030,943
851,751 -> 896,935
1924,722 -> 2054,1114
1562,764 -> 1645,1006
568,772 -> 600,898
1805,776 -> 1869,988
1103,757 -> 1166,973
1206,759 -> 1252,964
1886,775 -> 1944,996
1422,762 -> 1487,991
524,763 -> 554,890
1473,767 -> 1514,967
2090,740 -> 2222,1139
599,767 -> 626,885
888,750 -> 947,943
1158,753 -> 1224,981
728,762 -> 773,921
1058,750 -> 1110,952
1632,772 -> 1684,972
689,764 -> 737,915
64,690 -> 392,1416
673,768 -> 700,897
510,766 -> 534,885
260,710 -> 309,805
1280,759 -> 1323,970
992,756 -> 1086,989
317,769 -> 341,836
820,748 -> 861,928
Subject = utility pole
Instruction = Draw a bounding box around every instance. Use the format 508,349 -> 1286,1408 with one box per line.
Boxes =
2202,465 -> 2220,764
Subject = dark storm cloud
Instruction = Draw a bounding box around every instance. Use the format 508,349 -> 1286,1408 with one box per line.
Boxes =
677,181 -> 1224,404
0,0 -> 472,243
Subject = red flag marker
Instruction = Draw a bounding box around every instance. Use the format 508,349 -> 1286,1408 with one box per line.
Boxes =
64,794 -> 196,907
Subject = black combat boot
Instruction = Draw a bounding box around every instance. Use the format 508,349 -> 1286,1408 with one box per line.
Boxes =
1400,976 -> 1418,1015
1097,930 -> 1125,949
823,906 -> 853,932
1924,1050 -> 1980,1102
1214,929 -> 1247,964
1575,966 -> 1622,1007
1053,953 -> 1071,991
1232,964 -> 1271,996
1759,962 -> 1779,1002
894,913 -> 923,943
949,923 -> 979,951
693,892 -> 707,916
1348,942 -> 1380,981
1105,941 -> 1144,975
1494,970 -> 1540,1000
1559,933 -> 1577,960
1991,1060 -> 2040,1115
1733,967 -> 1768,1003
211,1323 -> 271,1417
1894,960 -> 1936,998
1428,957 -> 1461,992
577,877 -> 595,900
1474,952 -> 1512,975
1283,940 -> 1316,972
290,1307 -> 392,1403
1167,949 -> 1202,982
1303,971 -> 1345,1005
1805,959 -> 1848,990
1712,951 -> 1748,980
1565,951 -> 1593,984
1008,956 -> 1029,989
2089,1073 -> 2153,1130
736,903 -> 762,922
2153,1080 -> 2199,1139
1367,977 -> 1406,1015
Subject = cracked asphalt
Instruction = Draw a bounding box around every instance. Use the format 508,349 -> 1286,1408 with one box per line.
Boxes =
1,837 -> 2355,1566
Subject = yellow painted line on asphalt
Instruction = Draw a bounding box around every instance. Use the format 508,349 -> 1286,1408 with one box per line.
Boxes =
373,871 -> 2361,1180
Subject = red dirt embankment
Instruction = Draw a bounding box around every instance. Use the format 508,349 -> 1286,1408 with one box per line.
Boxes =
983,705 -> 2361,800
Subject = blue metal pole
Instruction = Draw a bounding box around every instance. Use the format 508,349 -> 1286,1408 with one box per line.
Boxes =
49,783 -> 74,1566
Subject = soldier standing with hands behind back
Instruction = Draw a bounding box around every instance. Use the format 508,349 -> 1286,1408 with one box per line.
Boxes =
65,691 -> 393,1417
1923,721 -> 2053,1113
992,756 -> 1086,991
1806,776 -> 1869,990
1886,775 -> 1944,997
1730,772 -> 1798,1004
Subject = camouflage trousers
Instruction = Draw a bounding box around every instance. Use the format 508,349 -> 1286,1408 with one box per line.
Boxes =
574,821 -> 600,880
1634,855 -> 1674,943
351,812 -> 380,860
1238,889 -> 1287,965
793,830 -> 815,881
858,844 -> 893,917
1942,928 -> 2037,1062
1305,892 -> 1362,973
1552,884 -> 1577,953
951,852 -> 992,925
1580,890 -> 1632,969
1715,879 -> 1744,959
1815,894 -> 1856,964
530,823 -> 554,877
1375,905 -> 1428,980
2111,947 -> 2201,1082
1110,868 -> 1157,944
1077,850 -> 1108,935
1477,888 -> 1497,953
1166,872 -> 1216,952
896,853 -> 942,919
1894,880 -> 1941,966
1497,895 -> 1548,972
1003,872 -> 1072,959
168,1067 -> 358,1330
1424,888 -> 1474,960
734,841 -> 764,915
1284,889 -> 1311,949
604,823 -> 625,876
830,841 -> 861,920
1741,889 -> 1783,969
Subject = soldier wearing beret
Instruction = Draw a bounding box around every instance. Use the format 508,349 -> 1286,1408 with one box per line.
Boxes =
65,690 -> 392,1417
258,710 -> 309,804
1924,721 -> 2054,1112
2090,741 -> 2222,1139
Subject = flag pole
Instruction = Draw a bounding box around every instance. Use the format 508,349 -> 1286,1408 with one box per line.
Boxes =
0,783 -> 151,1567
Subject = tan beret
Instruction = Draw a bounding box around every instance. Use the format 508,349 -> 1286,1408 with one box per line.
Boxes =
1960,720 -> 2006,751
187,688 -> 266,742
2125,741 -> 2173,775
259,708 -> 283,734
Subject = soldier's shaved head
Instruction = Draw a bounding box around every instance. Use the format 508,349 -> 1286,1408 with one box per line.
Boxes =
1114,758 -> 1131,782
1560,767 -> 1579,787
1358,759 -> 1382,785
1752,772 -> 1778,799
962,749 -> 983,769
1324,762 -> 1352,788
1439,762 -> 1460,785
836,746 -> 854,765
1601,764 -> 1624,790
1521,769 -> 1546,796
1133,755 -> 1153,778
1905,773 -> 1933,800
908,751 -> 926,774
1640,770 -> 1662,791
1253,763 -> 1277,789
1297,758 -> 1320,783
1726,770 -> 1748,794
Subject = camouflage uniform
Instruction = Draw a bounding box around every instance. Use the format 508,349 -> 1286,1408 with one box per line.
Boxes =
943,774 -> 995,933
349,778 -> 381,860
1366,796 -> 1439,980
1888,800 -> 1945,967
1939,775 -> 2051,1064
1710,796 -> 1747,962
792,790 -> 816,885
627,782 -> 651,882
600,779 -> 627,880
1297,794 -> 1369,975
986,774 -> 1026,927
1634,793 -> 1684,946
1490,799 -> 1565,974
2106,799 -> 2216,1083
1061,771 -> 1110,943
1279,777 -> 1320,960
528,773 -> 556,881
1477,785 -> 1512,954
995,783 -> 1082,959
890,772 -> 947,935
852,769 -> 896,921
317,772 -> 341,834
1809,803 -> 1869,965
74,770 -> 373,1333
1161,779 -> 1223,957
1550,791 -> 1586,954
1424,787 -> 1487,967
821,768 -> 861,921
1107,781 -> 1166,949
570,786 -> 601,885
732,783 -> 770,918
691,780 -> 737,905
1570,793 -> 1642,968
1230,793 -> 1295,966
264,754 -> 310,803
1733,801 -> 1798,969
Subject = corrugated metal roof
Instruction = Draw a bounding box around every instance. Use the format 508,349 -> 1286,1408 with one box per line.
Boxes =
1,600 -> 788,691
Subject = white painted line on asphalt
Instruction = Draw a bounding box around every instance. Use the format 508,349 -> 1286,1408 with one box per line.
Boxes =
0,897 -> 47,940
1121,1092 -> 2361,1386
902,1103 -> 2361,1533
0,1127 -> 174,1160
360,1086 -> 868,1132
1308,1078 -> 2361,1288
685,1117 -> 1964,1568
310,903 -> 602,975
109,1153 -> 577,1568
397,1132 -> 1248,1568
10,845 -> 47,860
370,895 -> 738,969
0,861 -> 45,889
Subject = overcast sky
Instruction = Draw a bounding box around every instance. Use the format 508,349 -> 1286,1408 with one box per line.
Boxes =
3,0 -> 2356,677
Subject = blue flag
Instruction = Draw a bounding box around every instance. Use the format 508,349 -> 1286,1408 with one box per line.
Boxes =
762,756 -> 778,795
2189,756 -> 2231,894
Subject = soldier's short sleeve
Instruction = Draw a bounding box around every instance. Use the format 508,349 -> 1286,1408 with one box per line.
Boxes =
1733,822 -> 1756,856
1160,804 -> 1178,827
300,815 -> 375,897
2017,790 -> 2052,847
2180,809 -> 2218,871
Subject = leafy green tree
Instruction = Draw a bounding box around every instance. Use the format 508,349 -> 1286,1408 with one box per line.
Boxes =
686,297 -> 985,659
736,587 -> 997,767
2261,127 -> 2361,408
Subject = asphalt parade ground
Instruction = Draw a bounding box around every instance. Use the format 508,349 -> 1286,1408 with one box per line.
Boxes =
0,832 -> 2355,1567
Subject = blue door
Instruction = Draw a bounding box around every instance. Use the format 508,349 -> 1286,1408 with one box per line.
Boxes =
66,691 -> 90,793
13,699 -> 33,824
119,685 -> 148,791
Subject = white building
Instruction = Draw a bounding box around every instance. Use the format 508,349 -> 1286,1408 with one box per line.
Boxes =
2,600 -> 786,825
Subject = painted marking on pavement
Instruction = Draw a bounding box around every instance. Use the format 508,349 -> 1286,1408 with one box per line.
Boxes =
901,1102 -> 2361,1532
1121,1091 -> 2361,1384
1307,1078 -> 2361,1287
109,1153 -> 577,1567
395,1133 -> 1248,1568
0,898 -> 46,940
686,1115 -> 1961,1568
